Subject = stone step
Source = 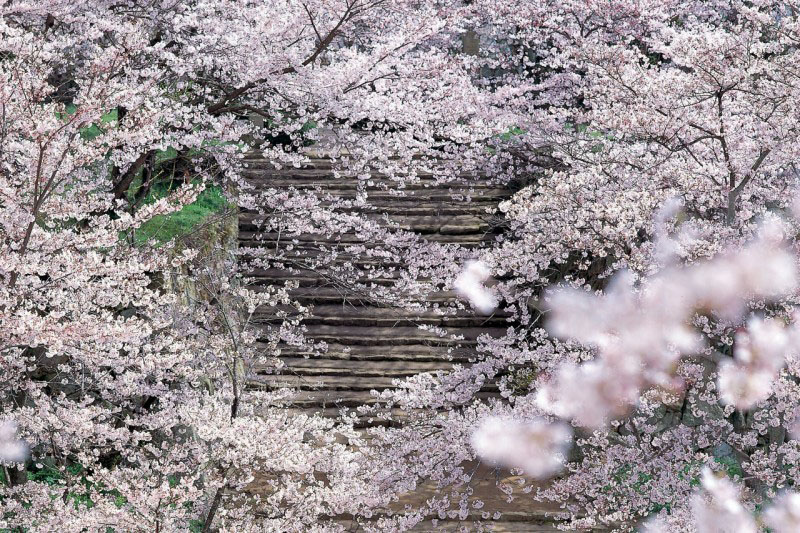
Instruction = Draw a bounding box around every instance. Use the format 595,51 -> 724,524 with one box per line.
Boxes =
265,325 -> 507,345
243,268 -> 415,288
241,155 -> 337,165
402,517 -> 565,532
252,373 -> 500,392
238,244 -> 489,265
412,521 -> 563,532
239,231 -> 491,246
241,261 -> 436,278
244,254 -> 409,268
254,305 -> 510,327
273,343 -> 477,362
250,389 -> 381,407
282,407 -> 415,426
250,389 -> 497,408
239,213 -> 492,234
244,188 -> 508,201
239,160 -> 488,179
357,204 -> 498,216
252,374 -> 399,390
274,358 -> 454,376
246,286 -> 462,305
240,173 -> 496,188
239,203 -> 498,216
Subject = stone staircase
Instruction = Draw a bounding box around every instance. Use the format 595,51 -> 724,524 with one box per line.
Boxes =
237,152 -> 572,531
238,153 -> 511,421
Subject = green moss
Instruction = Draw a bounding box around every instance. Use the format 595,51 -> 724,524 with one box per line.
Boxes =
56,104 -> 119,140
507,367 -> 535,396
51,103 -> 234,245
133,184 -> 229,246
498,126 -> 525,141
714,455 -> 744,479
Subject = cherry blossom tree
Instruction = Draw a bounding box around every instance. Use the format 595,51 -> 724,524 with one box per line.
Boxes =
0,1 -> 497,530
364,0 -> 800,530
7,0 -> 800,531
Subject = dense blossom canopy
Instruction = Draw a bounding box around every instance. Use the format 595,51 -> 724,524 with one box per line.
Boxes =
3,0 -> 800,531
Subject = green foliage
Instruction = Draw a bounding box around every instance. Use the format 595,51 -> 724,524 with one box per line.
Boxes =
133,183 -> 229,245
55,104 -> 119,140
155,146 -> 180,165
26,462 -> 92,509
25,462 -> 128,512
678,461 -> 702,488
507,367 -> 535,396
80,108 -> 119,140
485,125 -> 526,154
26,462 -> 67,485
498,126 -> 525,141
152,138 -> 247,165
640,458 -> 745,523
714,455 -> 744,479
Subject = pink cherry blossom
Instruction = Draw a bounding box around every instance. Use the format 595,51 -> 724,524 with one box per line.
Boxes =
764,491 -> 800,533
0,421 -> 27,463
454,260 -> 498,315
6,0 -> 800,530
692,468 -> 757,533
471,416 -> 571,479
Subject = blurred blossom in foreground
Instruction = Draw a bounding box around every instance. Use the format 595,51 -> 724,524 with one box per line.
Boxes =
692,468 -> 756,533
471,416 -> 571,479
764,491 -> 800,533
718,317 -> 796,409
542,218 -> 798,428
638,519 -> 671,533
0,420 -> 28,463
789,408 -> 800,440
454,260 -> 497,314
643,470 -> 800,532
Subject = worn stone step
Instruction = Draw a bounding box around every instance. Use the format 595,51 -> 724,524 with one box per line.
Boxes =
357,204 -> 497,216
244,267 -> 413,288
244,254 -> 409,268
274,343 -> 477,362
253,374 -> 400,390
282,407 -> 415,426
253,374 -> 500,392
267,314 -> 506,328
239,166 -> 486,181
239,213 -> 492,234
238,244 -> 490,265
255,389 -> 381,407
246,284 -> 464,306
254,305 -> 510,327
412,521 -> 563,532
241,261 -> 440,278
240,160 -> 487,179
275,287 -> 462,305
274,358 -> 454,376
238,222 -> 490,236
240,173 -> 496,188
253,389 -> 497,408
239,231 -> 491,246
240,203 -> 498,216
275,325 -> 506,345
246,188 -> 507,201
247,286 -> 385,304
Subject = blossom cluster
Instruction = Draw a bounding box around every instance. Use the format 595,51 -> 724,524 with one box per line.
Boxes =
6,0 -> 800,531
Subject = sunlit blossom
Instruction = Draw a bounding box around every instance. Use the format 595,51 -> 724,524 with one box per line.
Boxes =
471,417 -> 572,479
